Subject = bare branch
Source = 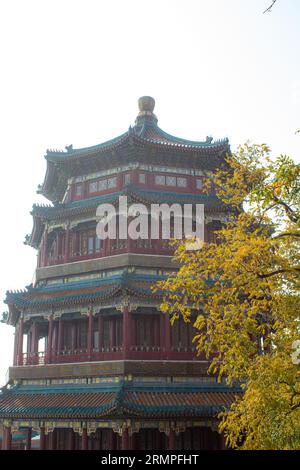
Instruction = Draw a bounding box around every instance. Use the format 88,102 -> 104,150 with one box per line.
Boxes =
257,267 -> 300,279
263,0 -> 277,14
273,232 -> 300,239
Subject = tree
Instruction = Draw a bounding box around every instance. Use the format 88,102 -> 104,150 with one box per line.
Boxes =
156,143 -> 300,449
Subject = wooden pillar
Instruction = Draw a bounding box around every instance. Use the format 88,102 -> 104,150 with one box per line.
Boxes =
25,428 -> 32,450
164,313 -> 172,359
31,321 -> 39,364
98,315 -> 103,351
110,430 -> 115,450
13,326 -> 18,366
57,317 -> 64,354
48,431 -> 56,450
219,432 -> 227,450
122,306 -> 130,358
109,318 -> 114,350
71,322 -> 76,353
159,313 -> 164,357
52,321 -> 58,358
132,314 -> 136,349
168,430 -> 176,450
17,316 -> 24,366
64,225 -> 70,263
68,429 -> 75,450
87,309 -> 94,360
40,427 -> 46,450
47,315 -> 53,364
121,428 -> 130,450
131,432 -> 137,451
54,232 -> 59,260
27,332 -> 31,354
154,315 -> 159,348
31,322 -> 38,353
42,230 -> 48,267
82,428 -> 88,450
2,426 -> 12,450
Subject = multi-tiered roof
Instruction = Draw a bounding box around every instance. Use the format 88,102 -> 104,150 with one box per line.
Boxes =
5,97 -> 230,325
1,97 -> 235,450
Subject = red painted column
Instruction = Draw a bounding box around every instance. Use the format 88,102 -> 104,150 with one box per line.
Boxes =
132,314 -> 136,350
40,427 -> 46,450
58,316 -> 64,355
87,310 -> 94,360
48,431 -> 56,450
109,319 -> 114,351
121,428 -> 130,450
98,315 -> 103,352
82,428 -> 88,450
13,326 -> 18,366
42,230 -> 48,267
17,316 -> 24,366
2,426 -> 12,450
154,316 -> 159,348
122,307 -> 130,358
159,313 -> 165,358
54,232 -> 59,261
64,225 -> 70,263
164,313 -> 172,360
25,428 -> 32,450
31,321 -> 39,364
219,432 -> 227,450
71,322 -> 76,353
52,321 -> 58,359
68,429 -> 75,450
112,319 -> 116,349
168,430 -> 176,450
47,315 -> 54,364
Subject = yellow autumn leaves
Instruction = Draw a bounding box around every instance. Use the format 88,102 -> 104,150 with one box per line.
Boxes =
156,143 -> 300,449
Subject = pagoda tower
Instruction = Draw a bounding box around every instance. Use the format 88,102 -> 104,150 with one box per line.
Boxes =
0,97 -> 240,450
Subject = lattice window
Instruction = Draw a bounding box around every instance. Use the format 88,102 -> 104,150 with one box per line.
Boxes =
98,179 -> 107,191
155,175 -> 165,185
139,173 -> 146,184
124,173 -> 131,185
107,177 -> 117,188
89,181 -> 98,193
177,177 -> 187,187
75,183 -> 83,196
166,175 -> 176,186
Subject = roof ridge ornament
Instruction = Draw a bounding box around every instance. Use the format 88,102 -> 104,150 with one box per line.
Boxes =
135,96 -> 158,127
65,144 -> 73,153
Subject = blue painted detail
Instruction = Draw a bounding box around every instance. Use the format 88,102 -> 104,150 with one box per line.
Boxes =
1,380 -> 242,396
45,120 -> 229,158
0,380 -> 241,418
32,185 -> 225,218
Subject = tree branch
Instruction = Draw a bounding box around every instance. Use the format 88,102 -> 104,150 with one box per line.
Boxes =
273,232 -> 300,239
271,194 -> 299,223
257,267 -> 300,279
263,0 -> 277,14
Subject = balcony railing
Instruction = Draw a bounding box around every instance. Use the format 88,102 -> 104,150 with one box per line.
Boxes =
43,243 -> 174,267
130,345 -> 161,352
17,345 -> 198,366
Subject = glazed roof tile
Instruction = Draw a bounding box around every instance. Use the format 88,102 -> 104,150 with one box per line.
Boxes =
5,273 -> 165,312
45,122 -> 229,159
32,186 -> 228,220
39,98 -> 230,202
0,381 -> 241,419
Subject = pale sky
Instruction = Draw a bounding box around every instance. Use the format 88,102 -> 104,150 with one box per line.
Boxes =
0,0 -> 299,385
